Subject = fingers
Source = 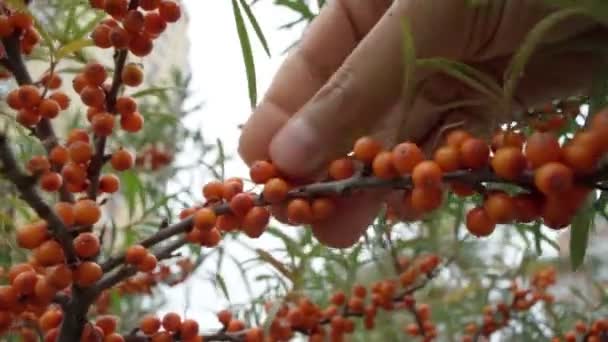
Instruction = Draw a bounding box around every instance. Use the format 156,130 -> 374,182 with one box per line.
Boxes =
238,0 -> 391,166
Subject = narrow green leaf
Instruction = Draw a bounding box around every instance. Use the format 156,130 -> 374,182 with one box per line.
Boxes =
274,0 -> 315,20
120,170 -> 144,217
232,0 -> 257,108
131,86 -> 181,98
531,222 -> 543,255
570,195 -> 594,270
238,0 -> 270,57
55,38 -> 94,60
215,274 -> 230,301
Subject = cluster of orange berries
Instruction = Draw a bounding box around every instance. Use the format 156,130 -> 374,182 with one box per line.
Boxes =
461,267 -> 557,341
135,145 -> 173,171
555,318 -> 608,342
0,9 -> 40,54
36,310 -> 124,342
90,0 -> 181,56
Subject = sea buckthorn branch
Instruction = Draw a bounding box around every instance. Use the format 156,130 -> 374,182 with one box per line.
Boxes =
0,133 -> 78,264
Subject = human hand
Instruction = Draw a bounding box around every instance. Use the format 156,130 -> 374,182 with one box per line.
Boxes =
238,0 -> 606,247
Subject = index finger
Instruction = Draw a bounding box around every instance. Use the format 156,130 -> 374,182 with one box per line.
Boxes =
238,0 -> 391,165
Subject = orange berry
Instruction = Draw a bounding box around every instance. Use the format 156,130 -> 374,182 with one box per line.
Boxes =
75,262 -> 102,287
72,74 -> 88,94
105,0 -> 129,17
49,145 -> 69,166
411,186 -> 443,213
328,158 -> 355,180
99,174 -> 120,193
263,178 -> 289,204
158,0 -> 181,22
74,232 -> 100,259
138,253 -> 157,272
17,221 -> 49,249
491,147 -> 527,180
68,140 -> 93,164
104,333 -> 125,342
352,284 -> 367,298
144,12 -> 167,36
202,181 -> 225,202
534,162 -> 573,196
120,111 -> 144,132
460,138 -> 489,169
129,33 -> 153,56
0,286 -> 17,311
16,108 -> 40,127
91,24 -> 112,48
12,270 -> 37,295
372,151 -> 398,179
311,197 -> 335,222
74,199 -> 102,226
95,315 -> 118,335
80,85 -> 106,108
287,199 -> 313,224
115,96 -> 137,115
330,291 -> 346,306
123,10 -> 145,34
34,276 -> 57,303
217,214 -> 240,232
45,264 -> 73,290
8,263 -> 34,284
353,136 -> 382,164
18,85 -> 41,108
412,161 -> 442,189
125,245 -> 147,265
242,206 -> 270,238
27,155 -> 51,174
6,89 -> 22,110
67,128 -> 90,144
512,194 -> 541,223
89,0 -> 106,9
217,310 -> 232,326
230,193 -> 255,217
193,208 -> 216,230
40,172 -> 63,192
484,192 -> 515,223
140,0 -> 160,10
110,26 -> 130,49
39,309 -> 63,331
563,143 -> 598,173
121,63 -> 144,87
162,312 -> 181,332
525,132 -> 562,168
405,323 -> 419,336
0,15 -> 15,37
92,112 -> 115,136
33,240 -> 65,266
38,99 -> 60,119
392,142 -> 424,174
11,12 -> 33,29
180,319 -> 199,340
61,162 -> 87,185
83,62 -> 107,86
445,129 -> 472,148
433,145 -> 460,172
111,149 -> 134,171
249,160 -> 277,184
466,207 -> 496,237
200,227 -> 222,247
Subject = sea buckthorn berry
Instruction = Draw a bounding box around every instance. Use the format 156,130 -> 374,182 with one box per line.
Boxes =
328,158 -> 355,180
312,197 -> 335,222
138,253 -> 157,272
460,138 -> 490,169
40,172 -> 63,192
466,207 -> 496,237
33,240 -> 66,266
111,149 -> 134,171
8,263 -> 35,283
17,221 -> 49,249
116,96 -> 137,115
74,232 -> 100,259
123,10 -> 145,33
483,192 -> 515,224
105,0 -> 129,17
129,33 -> 154,56
83,62 -> 107,86
525,132 -> 562,168
38,99 -> 60,119
0,286 -> 17,311
223,178 -> 244,200
11,12 -> 33,29
140,0 -> 160,10
80,85 -> 106,108
110,26 -> 130,49
203,181 -> 225,201
75,262 -> 103,287
95,315 -> 118,335
353,136 -> 382,164
6,89 -> 22,109
61,162 -> 87,185
180,319 -> 199,340
217,214 -> 240,232
35,276 -> 57,304
39,309 -> 63,331
67,128 -> 90,144
433,145 -> 460,172
287,199 -> 313,225
563,143 -> 598,173
193,208 -> 216,230
162,312 -> 181,332
0,15 -> 14,38
412,161 -> 442,189
445,129 -> 472,148
122,63 -> 144,87
69,141 -> 93,164
392,142 -> 424,174
18,85 -> 41,108
16,108 -> 40,127
92,24 -> 112,48
89,0 -> 105,9
230,192 -> 255,217
125,245 -> 147,264
72,74 -> 88,94
99,174 -> 120,193
534,162 -> 573,196
353,284 -> 367,298
372,151 -> 398,179
12,270 -> 37,295
491,147 -> 526,180
242,207 -> 270,238
249,160 -> 277,184
263,178 -> 289,203
217,310 -> 232,326
411,186 -> 443,213
158,0 -> 181,22
27,156 -> 51,174
50,145 -> 69,166
92,112 -> 115,136
46,264 -> 72,290
200,227 -> 222,247
120,111 -> 144,132
74,199 -> 102,226
144,12 -> 167,35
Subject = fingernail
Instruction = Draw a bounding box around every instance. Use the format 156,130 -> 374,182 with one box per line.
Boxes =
269,117 -> 324,177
